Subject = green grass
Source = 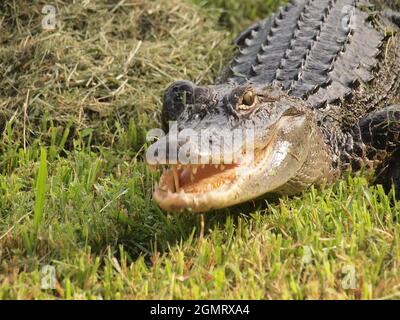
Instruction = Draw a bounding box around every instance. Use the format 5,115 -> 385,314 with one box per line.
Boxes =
0,0 -> 399,300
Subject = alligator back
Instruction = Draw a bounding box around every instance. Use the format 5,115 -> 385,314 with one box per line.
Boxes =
219,0 -> 398,109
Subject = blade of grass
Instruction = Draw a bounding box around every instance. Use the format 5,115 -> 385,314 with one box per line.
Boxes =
33,147 -> 48,233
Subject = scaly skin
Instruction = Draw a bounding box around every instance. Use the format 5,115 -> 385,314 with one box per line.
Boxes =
149,0 -> 400,212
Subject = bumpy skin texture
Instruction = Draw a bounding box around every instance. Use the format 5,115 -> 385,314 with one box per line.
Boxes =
219,0 -> 400,176
220,0 -> 399,110
157,0 -> 400,211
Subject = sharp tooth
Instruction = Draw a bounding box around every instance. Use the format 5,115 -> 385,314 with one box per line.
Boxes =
220,165 -> 225,170
214,164 -> 218,169
192,167 -> 198,175
201,164 -> 205,169
190,173 -> 195,182
177,164 -> 182,170
172,165 -> 180,192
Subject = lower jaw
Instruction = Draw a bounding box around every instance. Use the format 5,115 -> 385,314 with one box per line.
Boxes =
153,187 -> 233,212
153,168 -> 240,212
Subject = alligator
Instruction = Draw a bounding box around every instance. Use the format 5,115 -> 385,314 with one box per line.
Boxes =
149,0 -> 400,212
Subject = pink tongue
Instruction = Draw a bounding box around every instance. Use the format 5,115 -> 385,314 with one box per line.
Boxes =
179,164 -> 238,187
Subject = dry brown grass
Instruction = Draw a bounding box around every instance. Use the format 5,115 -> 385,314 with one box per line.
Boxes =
0,0 -> 232,146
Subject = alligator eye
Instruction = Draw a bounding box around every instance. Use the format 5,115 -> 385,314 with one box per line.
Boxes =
242,91 -> 255,107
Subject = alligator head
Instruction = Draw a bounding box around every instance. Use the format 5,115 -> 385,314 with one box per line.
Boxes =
147,81 -> 331,212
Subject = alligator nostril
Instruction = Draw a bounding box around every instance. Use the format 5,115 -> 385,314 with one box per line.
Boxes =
166,81 -> 195,104
162,80 -> 196,130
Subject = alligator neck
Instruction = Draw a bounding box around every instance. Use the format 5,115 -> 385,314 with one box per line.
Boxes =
275,111 -> 340,195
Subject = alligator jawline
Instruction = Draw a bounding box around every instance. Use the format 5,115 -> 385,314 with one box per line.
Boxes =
152,115 -> 300,212
153,144 -> 274,212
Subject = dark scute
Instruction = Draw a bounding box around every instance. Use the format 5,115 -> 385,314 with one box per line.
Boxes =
219,0 -> 384,108
383,9 -> 400,28
359,106 -> 400,152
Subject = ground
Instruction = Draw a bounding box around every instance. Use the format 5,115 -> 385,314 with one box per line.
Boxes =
0,0 -> 399,299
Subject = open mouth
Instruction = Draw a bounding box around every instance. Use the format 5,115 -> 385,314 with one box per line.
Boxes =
157,162 -> 239,194
152,147 -> 269,212
151,114 -> 308,212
